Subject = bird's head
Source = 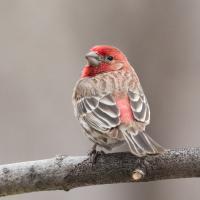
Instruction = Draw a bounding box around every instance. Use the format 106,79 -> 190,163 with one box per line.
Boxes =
81,45 -> 129,78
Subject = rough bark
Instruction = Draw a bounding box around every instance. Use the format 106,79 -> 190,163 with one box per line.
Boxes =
0,148 -> 200,197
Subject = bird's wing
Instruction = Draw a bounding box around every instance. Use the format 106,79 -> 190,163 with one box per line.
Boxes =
128,84 -> 150,125
73,80 -> 120,133
119,84 -> 163,157
75,94 -> 120,133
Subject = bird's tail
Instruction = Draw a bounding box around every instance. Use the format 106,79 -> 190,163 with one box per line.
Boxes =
121,126 -> 165,157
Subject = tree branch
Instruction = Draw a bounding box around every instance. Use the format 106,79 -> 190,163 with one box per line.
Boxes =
0,147 -> 200,197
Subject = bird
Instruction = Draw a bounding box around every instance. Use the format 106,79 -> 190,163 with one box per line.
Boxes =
72,45 -> 165,157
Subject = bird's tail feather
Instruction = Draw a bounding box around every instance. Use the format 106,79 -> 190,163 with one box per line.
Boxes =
121,127 -> 165,157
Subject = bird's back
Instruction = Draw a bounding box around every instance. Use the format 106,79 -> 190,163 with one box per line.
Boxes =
73,68 -> 138,102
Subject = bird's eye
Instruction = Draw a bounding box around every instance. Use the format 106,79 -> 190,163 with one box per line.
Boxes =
106,56 -> 113,61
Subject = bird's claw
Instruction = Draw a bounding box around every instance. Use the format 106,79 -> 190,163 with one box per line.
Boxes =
88,149 -> 106,165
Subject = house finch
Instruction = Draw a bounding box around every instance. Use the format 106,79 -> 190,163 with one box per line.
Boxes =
72,45 -> 165,157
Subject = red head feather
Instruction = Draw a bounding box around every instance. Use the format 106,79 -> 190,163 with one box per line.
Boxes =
81,45 -> 128,78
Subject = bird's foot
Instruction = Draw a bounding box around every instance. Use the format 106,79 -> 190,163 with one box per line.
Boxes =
88,150 -> 106,165
88,144 -> 106,164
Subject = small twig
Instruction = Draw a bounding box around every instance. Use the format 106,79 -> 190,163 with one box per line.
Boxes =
0,148 -> 200,197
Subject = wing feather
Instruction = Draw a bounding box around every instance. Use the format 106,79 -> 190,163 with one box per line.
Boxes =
75,93 -> 120,133
128,86 -> 150,125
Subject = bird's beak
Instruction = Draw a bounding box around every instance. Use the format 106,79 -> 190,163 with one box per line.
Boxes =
85,51 -> 100,66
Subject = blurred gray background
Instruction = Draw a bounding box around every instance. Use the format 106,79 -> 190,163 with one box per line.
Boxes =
0,0 -> 200,199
